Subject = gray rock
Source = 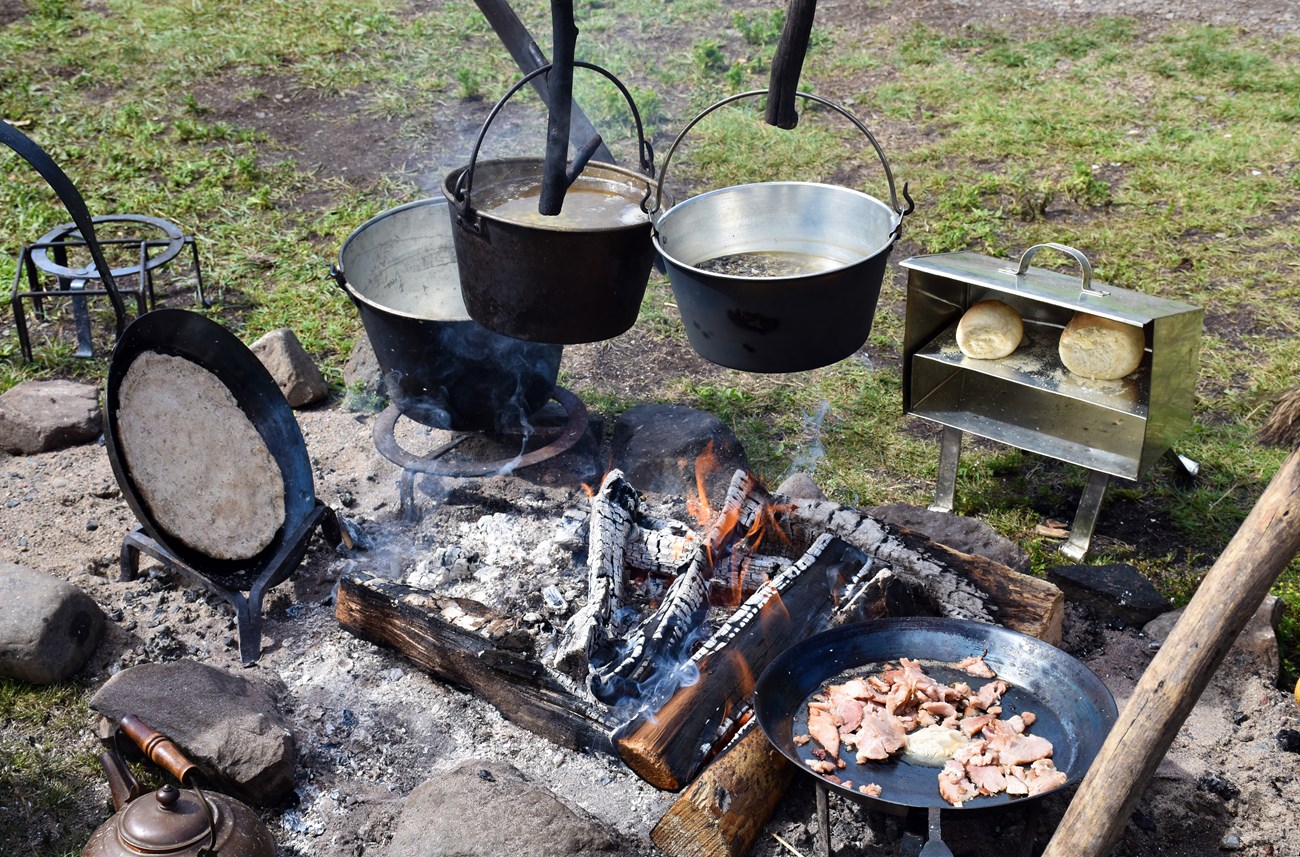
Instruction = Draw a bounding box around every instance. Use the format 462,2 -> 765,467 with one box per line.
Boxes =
775,472 -> 827,501
1144,596 -> 1283,681
1049,563 -> 1171,628
865,502 -> 1031,573
387,758 -> 632,857
250,328 -> 329,408
343,334 -> 383,396
0,379 -> 102,454
89,660 -> 295,806
611,404 -> 749,503
0,563 -> 105,683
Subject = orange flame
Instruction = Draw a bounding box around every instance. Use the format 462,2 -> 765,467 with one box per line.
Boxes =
686,440 -> 719,526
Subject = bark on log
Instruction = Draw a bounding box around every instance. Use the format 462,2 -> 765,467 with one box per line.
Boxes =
789,500 -> 1063,644
650,721 -> 793,857
335,576 -> 615,753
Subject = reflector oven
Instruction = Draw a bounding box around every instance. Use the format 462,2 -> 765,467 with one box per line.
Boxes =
901,243 -> 1203,559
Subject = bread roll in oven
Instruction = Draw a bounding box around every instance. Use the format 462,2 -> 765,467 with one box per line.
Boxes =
1058,312 -> 1145,380
955,299 -> 1024,360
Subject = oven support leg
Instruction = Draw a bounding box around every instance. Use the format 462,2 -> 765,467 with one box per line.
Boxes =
929,426 -> 963,513
1062,468 -> 1110,561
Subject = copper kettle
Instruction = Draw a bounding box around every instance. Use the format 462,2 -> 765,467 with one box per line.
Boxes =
82,715 -> 277,857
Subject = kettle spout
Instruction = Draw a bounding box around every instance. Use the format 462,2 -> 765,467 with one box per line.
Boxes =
98,750 -> 145,812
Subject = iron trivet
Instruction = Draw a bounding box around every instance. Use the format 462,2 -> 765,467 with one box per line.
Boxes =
12,213 -> 206,361
372,387 -> 589,517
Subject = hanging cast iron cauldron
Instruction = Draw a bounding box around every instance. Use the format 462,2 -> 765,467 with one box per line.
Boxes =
652,91 -> 913,373
444,62 -> 658,345
83,715 -> 276,857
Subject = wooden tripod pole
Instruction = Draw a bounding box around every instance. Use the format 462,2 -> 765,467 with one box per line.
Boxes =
1041,444 -> 1300,857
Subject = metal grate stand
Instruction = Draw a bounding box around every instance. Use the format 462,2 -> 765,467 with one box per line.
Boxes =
118,503 -> 340,664
11,214 -> 206,361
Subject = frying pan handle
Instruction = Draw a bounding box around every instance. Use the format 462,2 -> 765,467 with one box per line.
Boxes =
654,90 -> 912,230
0,119 -> 129,338
765,0 -> 818,129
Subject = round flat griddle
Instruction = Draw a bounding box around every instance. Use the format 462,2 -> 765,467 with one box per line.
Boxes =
753,617 -> 1117,814
104,309 -> 316,579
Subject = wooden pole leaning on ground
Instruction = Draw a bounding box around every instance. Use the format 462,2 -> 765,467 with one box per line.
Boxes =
1042,445 -> 1300,857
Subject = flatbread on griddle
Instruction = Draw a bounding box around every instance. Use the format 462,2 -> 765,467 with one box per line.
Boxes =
116,351 -> 285,561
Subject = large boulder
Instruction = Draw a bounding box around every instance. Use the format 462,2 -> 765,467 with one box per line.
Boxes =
89,659 -> 295,806
0,379 -> 102,454
387,758 -> 632,857
0,563 -> 105,683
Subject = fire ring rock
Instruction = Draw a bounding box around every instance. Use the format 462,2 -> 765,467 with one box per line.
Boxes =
88,659 -> 295,806
0,379 -> 102,455
611,404 -> 749,504
250,327 -> 329,409
0,563 -> 106,684
387,758 -> 633,857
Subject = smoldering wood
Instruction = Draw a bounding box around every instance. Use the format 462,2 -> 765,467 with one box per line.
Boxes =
612,534 -> 869,791
335,576 -> 616,754
554,470 -> 640,679
787,499 -> 1063,644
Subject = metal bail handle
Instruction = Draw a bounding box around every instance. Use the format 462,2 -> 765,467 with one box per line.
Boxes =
0,119 -> 129,336
1011,242 -> 1110,297
652,90 -> 912,235
451,61 -> 656,229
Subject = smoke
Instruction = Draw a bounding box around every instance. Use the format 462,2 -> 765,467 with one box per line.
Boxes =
784,400 -> 831,482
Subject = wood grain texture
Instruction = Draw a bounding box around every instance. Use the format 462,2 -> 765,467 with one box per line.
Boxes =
1042,446 -> 1300,857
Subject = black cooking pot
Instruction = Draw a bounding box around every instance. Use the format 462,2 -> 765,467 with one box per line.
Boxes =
443,62 -> 658,345
332,198 -> 562,433
754,618 -> 1117,829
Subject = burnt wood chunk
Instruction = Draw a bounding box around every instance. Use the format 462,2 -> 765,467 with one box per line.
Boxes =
613,535 -> 869,791
335,577 -> 615,754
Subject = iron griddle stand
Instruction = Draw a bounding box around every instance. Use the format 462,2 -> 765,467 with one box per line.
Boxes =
118,503 -> 340,664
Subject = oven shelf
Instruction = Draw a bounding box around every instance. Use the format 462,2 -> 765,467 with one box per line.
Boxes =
913,321 -> 1151,419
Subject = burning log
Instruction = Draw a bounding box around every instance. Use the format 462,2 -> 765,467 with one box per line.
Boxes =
613,534 -> 872,790
787,499 -> 1063,642
554,470 -> 640,679
335,577 -> 616,753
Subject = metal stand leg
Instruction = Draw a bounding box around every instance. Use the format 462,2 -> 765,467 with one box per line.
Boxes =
815,780 -> 832,857
929,426 -> 963,513
69,277 -> 95,358
1061,469 -> 1111,561
186,236 -> 209,307
399,469 -> 420,523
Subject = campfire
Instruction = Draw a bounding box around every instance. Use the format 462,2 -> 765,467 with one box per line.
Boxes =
334,433 -> 1065,852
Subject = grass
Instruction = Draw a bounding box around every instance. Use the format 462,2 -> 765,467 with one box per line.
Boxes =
1,3 -> 1298,852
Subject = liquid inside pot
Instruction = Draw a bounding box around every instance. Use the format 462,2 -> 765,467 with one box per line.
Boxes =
481,181 -> 648,229
695,249 -> 849,278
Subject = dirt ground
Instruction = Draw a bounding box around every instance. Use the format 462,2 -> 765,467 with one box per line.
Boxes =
3,0 -> 1299,855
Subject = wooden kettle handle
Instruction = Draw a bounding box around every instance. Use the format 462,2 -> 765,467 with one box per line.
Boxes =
1041,445 -> 1300,857
119,714 -> 200,785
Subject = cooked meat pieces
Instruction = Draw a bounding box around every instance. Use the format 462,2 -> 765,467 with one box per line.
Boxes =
859,783 -> 883,797
802,655 -> 1068,806
954,654 -> 997,678
852,707 -> 909,763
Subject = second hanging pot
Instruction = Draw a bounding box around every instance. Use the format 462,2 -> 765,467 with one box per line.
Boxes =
652,91 -> 912,373
444,62 -> 658,345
